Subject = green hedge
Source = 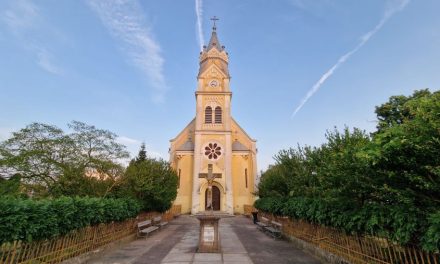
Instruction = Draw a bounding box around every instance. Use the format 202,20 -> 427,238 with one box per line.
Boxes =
0,197 -> 141,244
254,197 -> 440,252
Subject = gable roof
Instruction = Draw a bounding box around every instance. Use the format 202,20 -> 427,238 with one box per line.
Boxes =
207,30 -> 223,52
232,140 -> 249,151
170,118 -> 195,142
176,140 -> 194,151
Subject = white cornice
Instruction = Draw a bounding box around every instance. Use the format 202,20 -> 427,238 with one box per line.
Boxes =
195,130 -> 232,135
195,91 -> 232,95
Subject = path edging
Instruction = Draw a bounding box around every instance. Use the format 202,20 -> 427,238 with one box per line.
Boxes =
285,234 -> 350,264
61,234 -> 136,264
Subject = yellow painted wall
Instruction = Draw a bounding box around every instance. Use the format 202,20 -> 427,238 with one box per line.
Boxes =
232,154 -> 255,214
174,155 -> 193,214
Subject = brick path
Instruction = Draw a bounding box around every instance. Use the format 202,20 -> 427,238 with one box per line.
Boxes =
85,215 -> 323,264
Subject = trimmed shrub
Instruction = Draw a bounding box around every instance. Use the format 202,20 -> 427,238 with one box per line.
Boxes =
0,197 -> 141,244
255,197 -> 436,251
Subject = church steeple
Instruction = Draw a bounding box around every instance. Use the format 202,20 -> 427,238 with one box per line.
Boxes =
206,16 -> 223,52
198,16 -> 229,79
206,30 -> 223,51
169,17 -> 258,215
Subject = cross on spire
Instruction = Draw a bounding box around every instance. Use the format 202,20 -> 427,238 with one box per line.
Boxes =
210,16 -> 219,31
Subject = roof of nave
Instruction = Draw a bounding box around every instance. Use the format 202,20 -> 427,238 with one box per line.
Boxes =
169,118 -> 195,143
176,140 -> 194,151
232,140 -> 249,151
232,118 -> 257,142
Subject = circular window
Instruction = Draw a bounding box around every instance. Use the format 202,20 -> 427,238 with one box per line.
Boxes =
204,142 -> 222,160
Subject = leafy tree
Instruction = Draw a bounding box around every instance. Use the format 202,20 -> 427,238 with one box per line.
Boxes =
371,90 -> 440,209
255,89 -> 440,251
317,127 -> 373,206
136,142 -> 147,162
259,146 -> 319,199
0,175 -> 24,197
0,121 -> 129,197
258,127 -> 372,206
375,89 -> 431,132
67,121 -> 129,173
0,123 -> 73,188
258,164 -> 290,198
118,145 -> 178,212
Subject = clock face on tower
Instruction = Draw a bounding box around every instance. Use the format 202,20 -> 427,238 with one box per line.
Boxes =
209,80 -> 219,88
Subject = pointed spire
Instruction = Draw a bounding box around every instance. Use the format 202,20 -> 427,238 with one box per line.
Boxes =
211,16 -> 219,31
206,16 -> 223,51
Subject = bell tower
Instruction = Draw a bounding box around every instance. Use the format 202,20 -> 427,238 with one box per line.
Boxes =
169,17 -> 257,215
195,17 -> 232,132
192,17 -> 234,214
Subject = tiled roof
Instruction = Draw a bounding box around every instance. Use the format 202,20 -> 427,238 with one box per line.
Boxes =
232,141 -> 249,151
177,140 -> 194,151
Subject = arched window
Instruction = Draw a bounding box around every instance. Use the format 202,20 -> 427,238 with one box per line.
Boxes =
215,106 -> 222,124
205,106 -> 212,123
245,168 -> 248,188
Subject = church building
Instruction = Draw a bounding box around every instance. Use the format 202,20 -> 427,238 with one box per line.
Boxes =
169,20 -> 257,214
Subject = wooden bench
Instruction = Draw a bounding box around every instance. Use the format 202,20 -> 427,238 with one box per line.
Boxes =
256,216 -> 270,230
153,216 -> 168,228
264,220 -> 282,239
137,220 -> 159,238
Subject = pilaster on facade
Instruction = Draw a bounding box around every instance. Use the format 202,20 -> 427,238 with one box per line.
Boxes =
191,133 -> 202,214
224,133 -> 233,214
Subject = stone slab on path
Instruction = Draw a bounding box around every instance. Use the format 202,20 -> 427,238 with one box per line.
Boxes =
84,215 -> 324,264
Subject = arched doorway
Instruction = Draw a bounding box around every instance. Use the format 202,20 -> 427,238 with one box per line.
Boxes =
205,186 -> 220,211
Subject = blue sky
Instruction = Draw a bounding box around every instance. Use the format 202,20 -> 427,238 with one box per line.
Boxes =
1,0 -> 439,171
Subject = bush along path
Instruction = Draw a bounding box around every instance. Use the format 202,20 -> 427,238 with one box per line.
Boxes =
256,89 -> 440,252
0,203 -> 179,264
0,196 -> 141,244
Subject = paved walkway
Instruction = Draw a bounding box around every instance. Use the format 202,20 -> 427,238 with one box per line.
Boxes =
86,215 -> 323,264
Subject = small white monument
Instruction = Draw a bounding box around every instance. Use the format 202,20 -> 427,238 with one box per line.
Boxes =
196,164 -> 221,253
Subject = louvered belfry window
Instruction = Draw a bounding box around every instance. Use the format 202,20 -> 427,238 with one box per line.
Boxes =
215,106 -> 222,124
205,106 -> 212,123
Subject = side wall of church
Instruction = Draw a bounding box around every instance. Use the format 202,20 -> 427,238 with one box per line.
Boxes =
174,155 -> 194,214
232,154 -> 256,214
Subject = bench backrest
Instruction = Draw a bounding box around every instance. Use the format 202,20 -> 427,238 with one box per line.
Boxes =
153,216 -> 162,222
272,221 -> 282,227
138,220 -> 152,228
261,216 -> 269,222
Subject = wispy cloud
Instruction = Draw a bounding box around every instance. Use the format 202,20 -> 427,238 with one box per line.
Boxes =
291,0 -> 410,118
195,0 -> 204,51
2,0 -> 62,75
37,48 -> 62,75
88,0 -> 167,103
117,136 -> 141,146
289,0 -> 332,12
117,136 -> 164,163
3,0 -> 39,33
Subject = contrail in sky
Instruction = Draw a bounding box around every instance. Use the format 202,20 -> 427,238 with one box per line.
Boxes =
195,0 -> 204,51
291,0 -> 410,118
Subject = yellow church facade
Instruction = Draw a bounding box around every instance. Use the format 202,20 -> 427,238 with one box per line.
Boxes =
169,23 -> 257,215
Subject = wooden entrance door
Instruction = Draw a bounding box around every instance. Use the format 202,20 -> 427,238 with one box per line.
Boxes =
205,186 -> 221,211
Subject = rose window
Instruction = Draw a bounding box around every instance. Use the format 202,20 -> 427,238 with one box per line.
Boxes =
204,143 -> 222,159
